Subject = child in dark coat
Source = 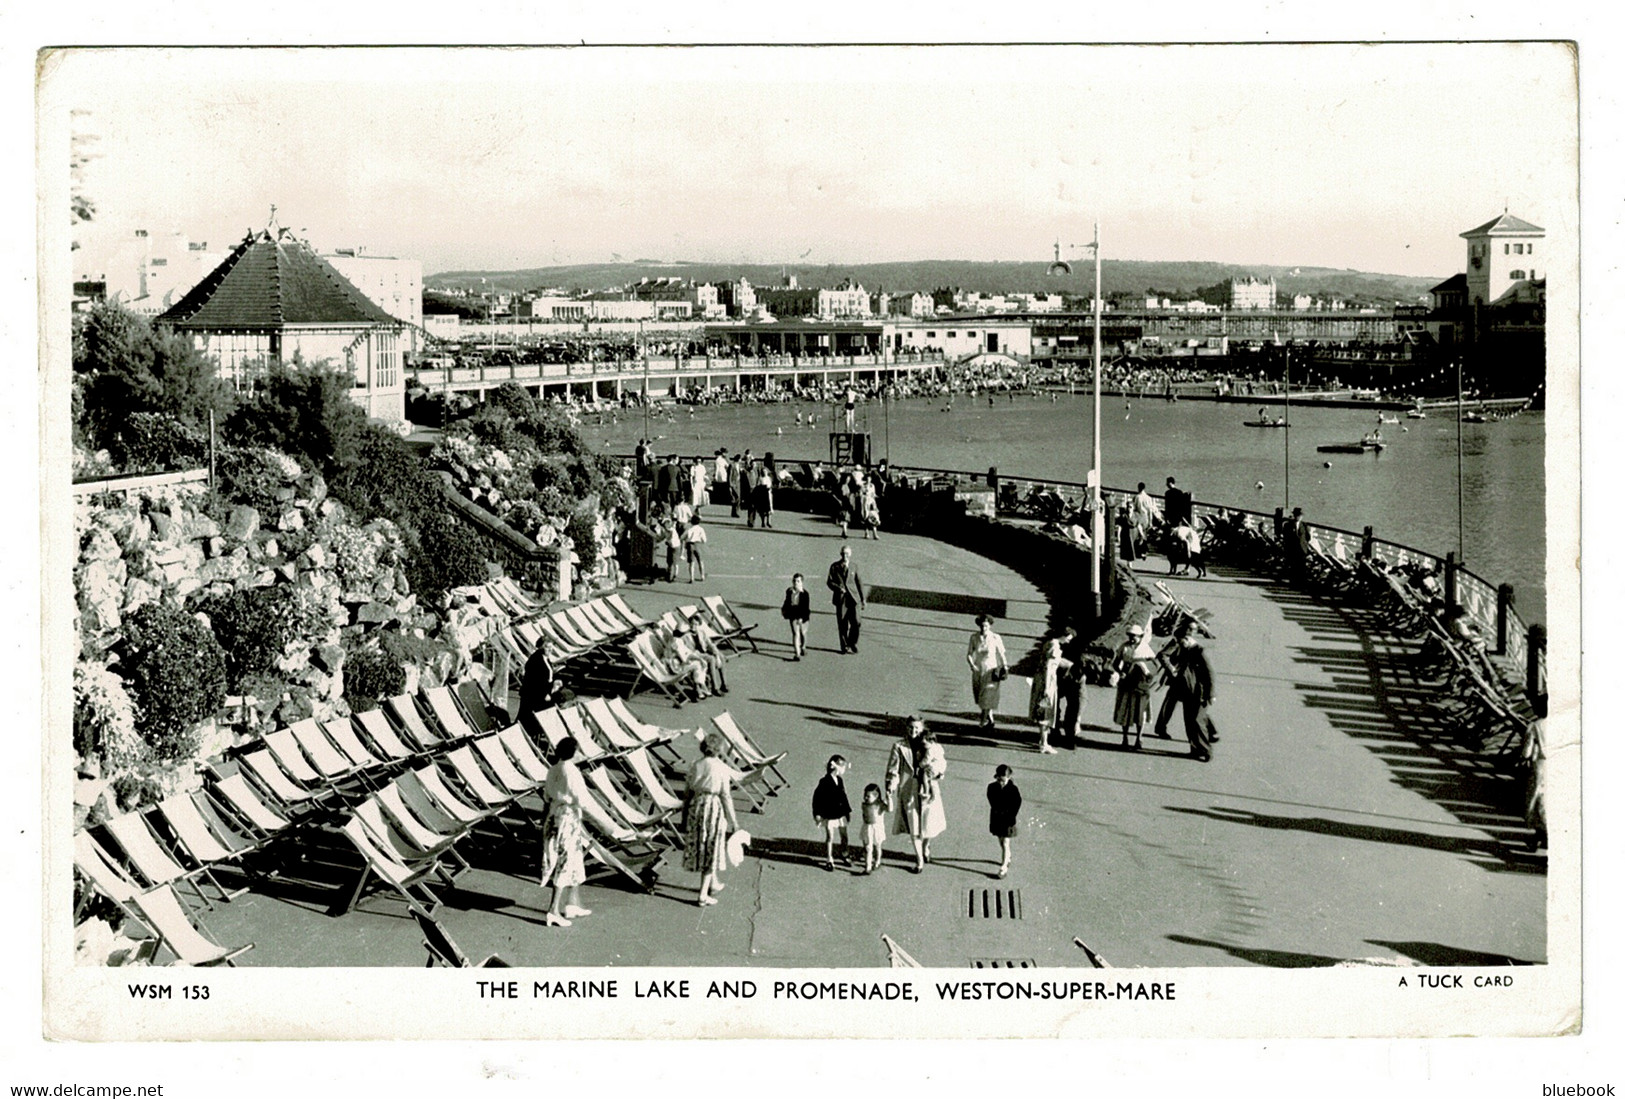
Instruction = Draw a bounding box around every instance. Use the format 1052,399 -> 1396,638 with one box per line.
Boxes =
812,755 -> 852,871
986,764 -> 1022,879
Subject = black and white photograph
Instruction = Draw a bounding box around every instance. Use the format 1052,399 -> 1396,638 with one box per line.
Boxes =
29,32 -> 1593,1054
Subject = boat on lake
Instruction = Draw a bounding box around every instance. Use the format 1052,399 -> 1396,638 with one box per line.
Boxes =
1243,418 -> 1288,428
1318,430 -> 1386,454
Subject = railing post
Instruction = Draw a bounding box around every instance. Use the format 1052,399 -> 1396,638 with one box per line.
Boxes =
1526,623 -> 1546,701
1496,583 -> 1515,655
1361,525 -> 1374,560
1444,551 -> 1459,609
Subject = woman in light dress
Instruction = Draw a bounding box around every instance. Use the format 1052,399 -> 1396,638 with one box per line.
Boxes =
684,735 -> 742,906
886,717 -> 947,873
966,615 -> 1009,728
539,737 -> 593,927
1028,637 -> 1073,754
1111,624 -> 1158,751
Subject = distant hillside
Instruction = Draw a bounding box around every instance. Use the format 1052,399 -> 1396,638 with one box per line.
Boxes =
427,259 -> 1442,305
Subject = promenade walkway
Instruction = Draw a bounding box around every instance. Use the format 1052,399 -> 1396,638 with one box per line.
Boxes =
208,505 -> 1545,968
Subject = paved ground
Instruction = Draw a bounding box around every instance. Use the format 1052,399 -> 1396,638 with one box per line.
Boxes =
205,504 -> 1545,969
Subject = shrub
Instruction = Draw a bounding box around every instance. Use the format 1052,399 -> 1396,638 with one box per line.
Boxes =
198,585 -> 301,692
111,773 -> 167,814
403,509 -> 489,601
212,446 -> 300,515
222,359 -> 370,478
341,645 -> 404,712
107,411 -> 208,473
566,507 -> 599,571
73,661 -> 144,769
117,604 -> 227,763
74,302 -> 237,451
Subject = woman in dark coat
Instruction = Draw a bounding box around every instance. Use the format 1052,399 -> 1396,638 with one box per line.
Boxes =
986,764 -> 1022,878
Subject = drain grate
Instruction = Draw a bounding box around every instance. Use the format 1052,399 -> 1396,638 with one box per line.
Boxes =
971,958 -> 1036,968
965,887 -> 1023,919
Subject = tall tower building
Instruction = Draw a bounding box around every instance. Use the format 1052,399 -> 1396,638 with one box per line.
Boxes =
1461,213 -> 1543,308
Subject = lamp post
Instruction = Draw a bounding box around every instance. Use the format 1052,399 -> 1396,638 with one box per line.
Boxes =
1049,227 -> 1105,618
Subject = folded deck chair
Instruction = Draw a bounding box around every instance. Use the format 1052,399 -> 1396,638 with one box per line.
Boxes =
606,593 -> 653,631
702,594 -> 760,654
102,811 -> 229,909
386,694 -> 446,752
711,712 -> 789,791
322,718 -> 385,774
415,908 -> 511,968
334,816 -> 444,916
353,707 -> 421,764
423,685 -> 482,743
128,884 -> 254,966
208,772 -> 293,841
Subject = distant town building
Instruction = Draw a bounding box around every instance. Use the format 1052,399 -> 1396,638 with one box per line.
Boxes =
892,319 -> 1033,360
323,248 -> 424,351
157,228 -> 408,421
1461,212 -> 1543,309
1228,276 -> 1277,310
716,278 -> 758,318
82,230 -> 228,317
817,280 -> 871,318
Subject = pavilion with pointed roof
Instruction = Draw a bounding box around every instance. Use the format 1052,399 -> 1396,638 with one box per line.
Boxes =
158,225 -> 408,421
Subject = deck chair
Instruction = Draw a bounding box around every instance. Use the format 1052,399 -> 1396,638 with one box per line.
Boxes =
102,811 -> 231,909
625,632 -> 697,707
128,884 -> 254,966
455,680 -> 506,733
320,717 -> 381,770
354,707 -> 421,764
497,725 -> 552,785
386,694 -> 446,752
1073,938 -> 1114,968
711,712 -> 789,791
546,612 -> 603,654
492,575 -> 547,617
334,816 -> 444,916
881,934 -> 923,968
565,605 -> 620,644
439,746 -> 540,834
472,734 -> 545,799
240,749 -> 329,813
288,719 -> 371,789
153,794 -> 256,898
74,829 -> 145,905
573,782 -> 666,859
264,728 -> 335,791
530,706 -> 597,760
404,765 -> 491,830
423,685 -> 482,743
702,595 -> 760,654
600,697 -> 689,768
582,696 -> 680,752
357,794 -> 467,875
208,772 -> 293,841
415,908 -> 511,968
606,593 -> 652,631
580,598 -> 633,638
558,705 -> 624,761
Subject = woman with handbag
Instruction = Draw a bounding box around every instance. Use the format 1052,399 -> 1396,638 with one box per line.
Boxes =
684,735 -> 742,906
966,614 -> 1009,728
782,573 -> 811,660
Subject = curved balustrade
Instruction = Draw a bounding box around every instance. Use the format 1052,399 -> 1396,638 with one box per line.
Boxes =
411,351 -> 948,392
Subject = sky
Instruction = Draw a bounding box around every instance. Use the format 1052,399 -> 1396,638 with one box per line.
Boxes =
49,43 -> 1577,281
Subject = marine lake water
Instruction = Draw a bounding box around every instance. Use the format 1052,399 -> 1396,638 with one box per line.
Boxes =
586,392 -> 1547,624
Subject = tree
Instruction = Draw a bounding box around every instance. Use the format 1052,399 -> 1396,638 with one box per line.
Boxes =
222,358 -> 370,477
74,303 -> 236,451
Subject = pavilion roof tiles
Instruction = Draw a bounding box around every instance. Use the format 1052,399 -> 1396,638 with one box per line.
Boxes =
158,229 -> 401,330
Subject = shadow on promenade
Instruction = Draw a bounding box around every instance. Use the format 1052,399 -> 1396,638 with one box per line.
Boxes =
1232,573 -> 1540,872
1164,805 -> 1546,876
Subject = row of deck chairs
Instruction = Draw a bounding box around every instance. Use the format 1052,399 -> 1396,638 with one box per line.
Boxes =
1356,556 -> 1535,755
74,677 -> 787,965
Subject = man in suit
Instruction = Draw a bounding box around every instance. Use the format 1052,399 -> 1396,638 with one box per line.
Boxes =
1152,623 -> 1217,761
1163,476 -> 1191,528
1054,625 -> 1086,748
826,544 -> 867,654
654,455 -> 680,509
